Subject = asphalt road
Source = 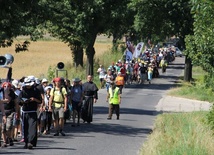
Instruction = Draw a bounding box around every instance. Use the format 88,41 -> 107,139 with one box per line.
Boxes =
0,57 -> 185,155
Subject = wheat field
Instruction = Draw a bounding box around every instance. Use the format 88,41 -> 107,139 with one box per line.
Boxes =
0,39 -> 112,80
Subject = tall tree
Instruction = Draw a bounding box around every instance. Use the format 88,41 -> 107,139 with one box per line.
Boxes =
185,0 -> 214,88
46,0 -> 133,75
130,0 -> 194,81
0,0 -> 47,42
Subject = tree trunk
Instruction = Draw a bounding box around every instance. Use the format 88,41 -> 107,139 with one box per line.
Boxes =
86,46 -> 95,76
70,42 -> 84,67
75,47 -> 83,67
179,36 -> 192,82
184,56 -> 192,82
112,33 -> 119,52
86,34 -> 97,76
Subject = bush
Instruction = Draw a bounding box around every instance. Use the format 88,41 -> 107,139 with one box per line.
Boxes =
207,104 -> 214,130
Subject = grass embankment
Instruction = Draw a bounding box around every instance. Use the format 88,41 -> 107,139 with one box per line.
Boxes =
168,67 -> 214,103
140,66 -> 214,155
140,112 -> 214,155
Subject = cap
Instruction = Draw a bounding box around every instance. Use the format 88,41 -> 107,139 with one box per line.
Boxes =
54,77 -> 61,82
24,77 -> 35,86
72,78 -> 81,83
42,78 -> 48,83
35,78 -> 40,85
12,79 -> 19,88
27,75 -> 35,82
44,86 -> 52,92
2,82 -> 12,88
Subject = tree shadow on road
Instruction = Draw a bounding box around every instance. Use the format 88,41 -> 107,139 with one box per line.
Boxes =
63,122 -> 153,138
94,106 -> 159,116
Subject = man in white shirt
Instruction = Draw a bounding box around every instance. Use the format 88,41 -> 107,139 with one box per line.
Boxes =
97,65 -> 106,89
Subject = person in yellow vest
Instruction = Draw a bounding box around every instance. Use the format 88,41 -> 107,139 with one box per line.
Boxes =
115,72 -> 125,94
107,82 -> 121,120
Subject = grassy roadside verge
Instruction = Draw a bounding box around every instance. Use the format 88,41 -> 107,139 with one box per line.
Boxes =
140,112 -> 214,155
139,66 -> 214,155
168,67 -> 214,103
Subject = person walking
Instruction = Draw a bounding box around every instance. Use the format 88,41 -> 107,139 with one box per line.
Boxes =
138,63 -> 147,84
97,65 -> 106,89
42,86 -> 52,134
11,79 -> 22,142
82,75 -> 98,123
70,78 -> 84,127
0,90 -> 6,147
147,64 -> 154,84
107,82 -> 121,120
0,82 -> 19,147
160,57 -> 168,73
104,69 -> 114,101
115,72 -> 125,94
48,77 -> 67,136
18,77 -> 42,149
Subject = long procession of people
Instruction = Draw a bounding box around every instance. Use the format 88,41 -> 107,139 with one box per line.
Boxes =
0,45 -> 174,150
0,75 -> 99,149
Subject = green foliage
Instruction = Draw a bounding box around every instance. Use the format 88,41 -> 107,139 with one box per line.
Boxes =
0,1 -> 46,41
186,0 -> 214,75
130,0 -> 193,43
207,104 -> 214,130
47,66 -> 56,82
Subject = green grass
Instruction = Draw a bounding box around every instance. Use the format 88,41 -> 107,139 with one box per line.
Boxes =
140,66 -> 214,155
140,112 -> 214,155
168,66 -> 214,103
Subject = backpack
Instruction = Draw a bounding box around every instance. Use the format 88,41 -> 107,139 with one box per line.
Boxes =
53,87 -> 70,120
52,87 -> 65,104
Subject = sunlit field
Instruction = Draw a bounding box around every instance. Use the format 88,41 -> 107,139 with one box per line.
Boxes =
0,37 -> 112,80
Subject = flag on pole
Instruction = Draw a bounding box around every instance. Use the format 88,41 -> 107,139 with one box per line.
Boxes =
133,42 -> 144,58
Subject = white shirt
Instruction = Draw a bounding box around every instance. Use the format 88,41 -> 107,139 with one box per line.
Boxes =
97,67 -> 106,79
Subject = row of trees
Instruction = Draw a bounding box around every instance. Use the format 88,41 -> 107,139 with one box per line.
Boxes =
1,0 -> 213,83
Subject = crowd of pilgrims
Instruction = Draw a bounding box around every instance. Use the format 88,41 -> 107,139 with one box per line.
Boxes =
0,75 -> 98,149
0,47 -> 172,150
98,48 -> 172,88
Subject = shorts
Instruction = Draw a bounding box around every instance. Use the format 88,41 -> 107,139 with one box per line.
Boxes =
52,107 -> 64,121
72,100 -> 82,112
106,82 -> 110,91
13,113 -> 20,126
2,112 -> 15,132
99,78 -> 104,82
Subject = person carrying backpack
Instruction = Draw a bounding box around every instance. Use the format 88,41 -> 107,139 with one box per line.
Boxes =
48,77 -> 67,136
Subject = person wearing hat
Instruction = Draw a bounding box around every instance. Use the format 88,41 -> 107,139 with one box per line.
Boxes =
42,86 -> 52,134
18,77 -> 42,149
70,78 -> 84,127
0,82 -> 19,147
107,81 -> 121,120
11,79 -> 22,142
34,78 -> 45,136
48,77 -> 67,136
0,96 -> 6,147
